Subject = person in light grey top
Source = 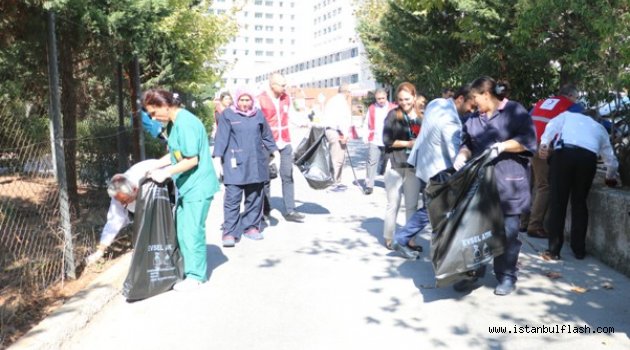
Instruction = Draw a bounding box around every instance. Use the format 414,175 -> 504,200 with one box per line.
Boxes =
408,86 -> 476,183
539,110 -> 618,261
392,85 -> 476,260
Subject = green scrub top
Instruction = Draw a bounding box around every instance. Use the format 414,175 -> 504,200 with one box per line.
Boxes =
166,108 -> 219,202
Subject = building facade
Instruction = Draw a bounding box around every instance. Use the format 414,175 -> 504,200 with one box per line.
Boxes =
210,0 -> 379,94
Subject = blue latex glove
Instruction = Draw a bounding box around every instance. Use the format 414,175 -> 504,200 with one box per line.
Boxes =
131,110 -> 163,138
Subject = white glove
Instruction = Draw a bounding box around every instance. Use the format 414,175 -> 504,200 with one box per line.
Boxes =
453,153 -> 468,171
213,157 -> 223,179
149,168 -> 171,183
489,142 -> 506,160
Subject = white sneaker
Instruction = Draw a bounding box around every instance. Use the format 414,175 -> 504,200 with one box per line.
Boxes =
173,278 -> 202,292
85,250 -> 104,266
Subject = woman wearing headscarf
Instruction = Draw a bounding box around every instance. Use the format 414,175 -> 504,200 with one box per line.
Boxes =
452,77 -> 536,296
213,88 -> 279,248
143,88 -> 219,292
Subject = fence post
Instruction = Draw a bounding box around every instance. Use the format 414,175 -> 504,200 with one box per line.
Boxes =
117,62 -> 128,172
46,10 -> 76,279
132,56 -> 145,161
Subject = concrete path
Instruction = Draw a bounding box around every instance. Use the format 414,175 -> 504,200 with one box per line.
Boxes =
12,140 -> 630,350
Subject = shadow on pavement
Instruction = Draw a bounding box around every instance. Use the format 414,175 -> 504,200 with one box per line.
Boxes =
206,244 -> 228,281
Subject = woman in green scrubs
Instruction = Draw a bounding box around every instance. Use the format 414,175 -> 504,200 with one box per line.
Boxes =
143,88 -> 219,292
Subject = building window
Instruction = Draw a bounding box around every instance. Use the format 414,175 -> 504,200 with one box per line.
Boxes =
244,37 -> 249,42
217,9 -> 226,14
255,37 -> 263,43
233,49 -> 237,55
265,0 -> 273,5
266,38 -> 274,44
266,51 -> 274,56
279,26 -> 283,31
351,74 -> 359,83
291,27 -> 295,32
255,25 -> 263,31
255,50 -> 263,56
279,14 -> 283,19
245,50 -> 249,55
291,39 -> 295,44
265,25 -> 273,31
254,0 -> 262,4
233,79 -> 237,84
336,77 -> 340,85
351,48 -> 358,57
255,12 -> 262,18
290,2 -> 294,7
265,13 -> 273,19
280,51 -> 284,56
280,39 -> 284,44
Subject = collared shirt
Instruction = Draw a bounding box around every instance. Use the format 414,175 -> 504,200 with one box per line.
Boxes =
461,100 -> 536,215
408,98 -> 461,182
541,111 -> 618,170
322,93 -> 352,134
362,102 -> 392,146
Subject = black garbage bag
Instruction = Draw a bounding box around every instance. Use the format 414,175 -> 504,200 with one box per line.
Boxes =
122,178 -> 183,301
293,126 -> 334,189
425,150 -> 506,287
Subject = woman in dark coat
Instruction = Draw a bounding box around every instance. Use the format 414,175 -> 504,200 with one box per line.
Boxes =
453,77 -> 536,296
213,88 -> 279,247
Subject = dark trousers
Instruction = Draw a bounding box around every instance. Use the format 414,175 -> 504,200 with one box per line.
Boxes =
224,182 -> 264,238
545,147 -> 597,256
263,145 -> 296,215
493,215 -> 522,283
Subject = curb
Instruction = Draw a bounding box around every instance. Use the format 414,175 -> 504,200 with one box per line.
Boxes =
10,253 -> 132,350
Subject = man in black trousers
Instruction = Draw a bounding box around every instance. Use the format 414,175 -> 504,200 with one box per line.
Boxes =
539,110 -> 618,260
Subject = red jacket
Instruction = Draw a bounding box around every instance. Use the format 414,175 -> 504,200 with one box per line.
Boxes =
258,91 -> 291,143
367,102 -> 397,142
530,95 -> 574,143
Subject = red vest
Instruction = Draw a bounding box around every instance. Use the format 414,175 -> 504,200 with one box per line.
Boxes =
258,91 -> 291,143
531,95 -> 574,143
367,102 -> 396,142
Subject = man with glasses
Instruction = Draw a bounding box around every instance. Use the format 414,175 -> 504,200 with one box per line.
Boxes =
257,73 -> 305,223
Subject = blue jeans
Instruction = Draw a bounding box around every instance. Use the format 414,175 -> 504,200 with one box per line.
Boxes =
394,180 -> 429,246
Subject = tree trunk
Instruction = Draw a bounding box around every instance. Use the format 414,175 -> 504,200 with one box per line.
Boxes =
58,27 -> 79,215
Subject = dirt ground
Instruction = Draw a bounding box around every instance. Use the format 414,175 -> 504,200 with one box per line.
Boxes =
0,238 -> 130,349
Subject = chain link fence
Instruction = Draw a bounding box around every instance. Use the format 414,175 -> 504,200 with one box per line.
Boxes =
0,102 -> 139,345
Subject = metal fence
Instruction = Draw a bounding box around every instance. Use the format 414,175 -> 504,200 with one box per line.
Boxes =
0,105 -> 131,345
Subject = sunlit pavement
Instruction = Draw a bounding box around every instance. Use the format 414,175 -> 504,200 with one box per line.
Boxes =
14,138 -> 630,350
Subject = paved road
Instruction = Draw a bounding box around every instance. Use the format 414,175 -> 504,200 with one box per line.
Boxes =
14,140 -> 630,349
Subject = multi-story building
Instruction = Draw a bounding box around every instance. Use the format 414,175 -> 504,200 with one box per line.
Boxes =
209,0 -> 308,89
211,0 -> 379,93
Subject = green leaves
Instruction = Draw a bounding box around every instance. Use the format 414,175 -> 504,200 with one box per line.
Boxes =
357,0 -> 630,105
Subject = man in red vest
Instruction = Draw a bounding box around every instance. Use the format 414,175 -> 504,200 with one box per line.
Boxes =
361,88 -> 396,195
258,73 -> 305,223
525,84 -> 582,238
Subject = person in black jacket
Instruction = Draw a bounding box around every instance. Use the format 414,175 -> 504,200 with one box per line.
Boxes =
381,82 -> 422,250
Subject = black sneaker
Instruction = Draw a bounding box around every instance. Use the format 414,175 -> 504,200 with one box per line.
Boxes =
363,187 -> 373,195
391,241 -> 420,260
284,211 -> 305,222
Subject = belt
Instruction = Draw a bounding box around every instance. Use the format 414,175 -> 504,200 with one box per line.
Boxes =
559,144 -> 596,156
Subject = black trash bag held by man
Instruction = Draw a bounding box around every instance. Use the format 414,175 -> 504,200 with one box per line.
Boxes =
425,150 -> 506,287
123,178 -> 183,301
293,126 -> 335,189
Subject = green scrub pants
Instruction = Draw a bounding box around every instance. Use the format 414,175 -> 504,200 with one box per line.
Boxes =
176,197 -> 212,282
